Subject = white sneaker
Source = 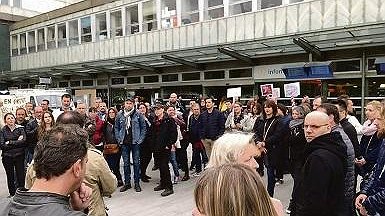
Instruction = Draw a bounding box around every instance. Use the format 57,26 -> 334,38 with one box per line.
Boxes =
192,172 -> 201,177
173,176 -> 179,184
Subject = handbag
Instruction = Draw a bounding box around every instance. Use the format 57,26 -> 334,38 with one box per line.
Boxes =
103,144 -> 119,155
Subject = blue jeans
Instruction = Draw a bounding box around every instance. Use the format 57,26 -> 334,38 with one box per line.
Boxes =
121,144 -> 141,184
169,151 -> 179,177
265,157 -> 276,197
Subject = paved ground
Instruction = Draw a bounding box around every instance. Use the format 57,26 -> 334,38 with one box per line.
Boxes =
0,147 -> 294,215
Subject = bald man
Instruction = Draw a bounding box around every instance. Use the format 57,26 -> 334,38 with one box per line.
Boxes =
292,111 -> 347,216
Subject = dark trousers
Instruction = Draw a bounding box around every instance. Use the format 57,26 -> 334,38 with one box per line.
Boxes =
154,149 -> 172,189
2,155 -> 25,196
140,141 -> 152,177
289,159 -> 303,208
191,148 -> 204,173
265,157 -> 277,197
176,140 -> 189,175
105,151 -> 123,183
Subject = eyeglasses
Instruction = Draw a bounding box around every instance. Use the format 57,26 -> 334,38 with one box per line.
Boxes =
303,124 -> 328,130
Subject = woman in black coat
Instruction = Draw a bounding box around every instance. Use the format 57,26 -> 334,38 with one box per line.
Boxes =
0,113 -> 27,196
138,103 -> 154,182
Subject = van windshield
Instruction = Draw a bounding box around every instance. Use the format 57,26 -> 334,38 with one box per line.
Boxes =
36,95 -> 63,109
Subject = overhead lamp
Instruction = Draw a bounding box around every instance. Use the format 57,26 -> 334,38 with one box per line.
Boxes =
335,39 -> 373,47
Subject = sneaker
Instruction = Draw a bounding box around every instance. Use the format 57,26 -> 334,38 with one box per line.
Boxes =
141,177 -> 150,183
152,165 -> 159,171
117,180 -> 124,187
161,188 -> 174,197
154,185 -> 165,191
192,172 -> 201,177
119,184 -> 131,192
173,176 -> 180,184
134,183 -> 142,192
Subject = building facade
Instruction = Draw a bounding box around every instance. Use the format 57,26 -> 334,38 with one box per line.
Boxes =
4,0 -> 385,118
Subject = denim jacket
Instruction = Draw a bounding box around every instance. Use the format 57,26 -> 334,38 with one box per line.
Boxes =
114,109 -> 146,145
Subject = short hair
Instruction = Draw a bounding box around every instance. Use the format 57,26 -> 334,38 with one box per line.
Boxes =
33,124 -> 88,180
318,103 -> 340,124
314,95 -> 328,104
56,111 -> 85,127
88,107 -> 97,113
208,132 -> 256,168
262,100 -> 278,118
3,113 -> 15,122
292,105 -> 309,119
61,94 -> 72,100
277,103 -> 287,115
205,96 -> 215,103
332,99 -> 347,112
15,107 -> 27,115
195,163 -> 278,216
42,99 -> 50,105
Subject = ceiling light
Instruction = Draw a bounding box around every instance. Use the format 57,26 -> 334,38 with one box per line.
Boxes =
335,39 -> 372,47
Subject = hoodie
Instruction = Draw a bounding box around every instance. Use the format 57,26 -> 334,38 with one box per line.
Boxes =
293,131 -> 347,216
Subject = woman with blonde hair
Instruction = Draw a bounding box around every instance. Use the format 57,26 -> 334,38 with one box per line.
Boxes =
194,163 -> 278,216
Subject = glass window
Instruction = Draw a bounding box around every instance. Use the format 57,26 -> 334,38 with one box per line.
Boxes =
204,70 -> 225,80
367,78 -> 385,97
82,80 -> 94,86
27,31 -> 36,53
143,0 -> 157,32
47,26 -> 56,49
127,77 -> 141,84
110,10 -> 123,37
334,60 -> 360,72
204,0 -> 224,20
97,79 -> 108,85
126,5 -> 139,35
181,0 -> 199,25
182,72 -> 200,81
96,13 -> 107,41
13,0 -> 21,7
289,0 -> 303,3
144,75 -> 159,83
229,68 -> 252,78
58,23 -> 66,47
11,35 -> 18,56
20,33 -> 27,54
161,0 -> 177,29
69,20 -> 79,45
70,80 -> 81,87
326,79 -> 362,97
261,0 -> 282,9
112,77 -> 125,85
59,81 -> 69,88
37,28 -> 45,51
162,74 -> 178,82
229,0 -> 252,16
81,16 -> 92,43
1,0 -> 9,5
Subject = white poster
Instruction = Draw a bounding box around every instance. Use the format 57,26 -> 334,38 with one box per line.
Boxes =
260,84 -> 273,96
284,82 -> 301,97
272,88 -> 281,98
227,87 -> 242,98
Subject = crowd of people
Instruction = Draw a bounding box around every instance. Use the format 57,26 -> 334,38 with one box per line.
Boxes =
1,91 -> 385,216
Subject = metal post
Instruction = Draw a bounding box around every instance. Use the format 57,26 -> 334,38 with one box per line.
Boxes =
361,51 -> 366,123
107,73 -> 111,108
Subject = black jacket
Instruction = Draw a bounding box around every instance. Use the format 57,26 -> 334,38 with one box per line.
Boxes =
25,119 -> 39,151
151,115 -> 177,151
288,120 -> 307,165
189,114 -> 202,143
340,118 -> 360,157
0,125 -> 27,157
200,109 -> 225,140
103,120 -> 118,144
359,132 -> 383,176
293,132 -> 347,216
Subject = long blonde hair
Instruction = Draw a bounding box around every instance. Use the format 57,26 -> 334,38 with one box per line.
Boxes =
194,163 -> 278,216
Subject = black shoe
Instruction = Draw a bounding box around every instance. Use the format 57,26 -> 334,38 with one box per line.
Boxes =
154,185 -> 165,191
181,175 -> 190,181
189,166 -> 194,171
120,184 -> 131,192
117,180 -> 124,187
152,165 -> 159,171
144,175 -> 152,179
161,188 -> 174,197
141,177 -> 150,183
134,183 -> 142,192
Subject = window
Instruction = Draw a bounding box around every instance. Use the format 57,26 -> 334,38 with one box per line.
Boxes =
289,0 -> 303,3
204,70 -> 225,79
19,33 -> 27,54
126,5 -> 139,35
70,81 -> 81,87
47,26 -> 56,49
59,81 -> 69,88
1,0 -> 9,5
69,20 -> 79,45
368,77 -> 385,97
182,72 -> 200,81
96,13 -> 107,41
143,0 -> 157,32
81,16 -> 92,43
13,0 -> 21,7
229,68 -> 252,78
110,10 -> 123,37
161,0 -> 177,29
112,78 -> 125,85
162,74 -> 178,82
204,0 -> 224,20
27,31 -> 36,53
144,75 -> 159,83
229,0 -> 252,16
127,77 -> 141,84
97,79 -> 108,85
11,35 -> 18,56
181,0 -> 199,25
261,0 -> 282,9
82,80 -> 94,86
58,23 -> 67,47
334,60 -> 360,72
37,28 -> 45,51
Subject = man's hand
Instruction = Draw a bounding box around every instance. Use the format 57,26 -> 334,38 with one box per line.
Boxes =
355,194 -> 367,209
70,182 -> 92,211
359,206 -> 368,216
355,158 -> 366,167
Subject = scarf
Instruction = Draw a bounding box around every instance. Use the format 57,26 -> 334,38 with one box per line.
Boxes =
362,120 -> 377,136
289,118 -> 304,128
124,108 -> 135,132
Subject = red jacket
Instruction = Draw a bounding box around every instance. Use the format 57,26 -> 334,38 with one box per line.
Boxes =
92,116 -> 105,146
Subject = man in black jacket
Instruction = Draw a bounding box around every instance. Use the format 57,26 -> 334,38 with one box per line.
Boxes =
200,97 -> 225,159
292,111 -> 347,216
25,106 -> 43,165
151,104 -> 177,197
